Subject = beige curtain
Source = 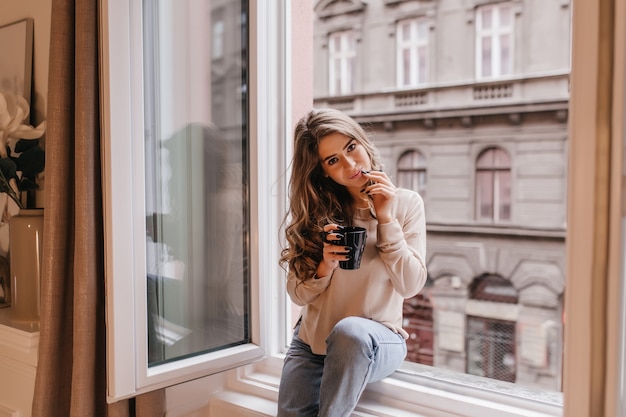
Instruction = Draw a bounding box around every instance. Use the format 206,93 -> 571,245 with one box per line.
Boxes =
31,0 -> 164,415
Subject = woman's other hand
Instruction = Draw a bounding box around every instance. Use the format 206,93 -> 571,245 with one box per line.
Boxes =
317,224 -> 349,277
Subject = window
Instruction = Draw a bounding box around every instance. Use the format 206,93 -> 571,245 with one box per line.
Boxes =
101,0 -> 280,400
466,275 -> 519,383
329,30 -> 357,95
397,150 -> 427,197
476,2 -> 514,79
475,146 -> 511,222
141,0 -> 249,368
101,0 -> 626,416
396,18 -> 429,87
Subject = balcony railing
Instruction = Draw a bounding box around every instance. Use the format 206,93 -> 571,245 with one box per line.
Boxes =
314,70 -> 570,119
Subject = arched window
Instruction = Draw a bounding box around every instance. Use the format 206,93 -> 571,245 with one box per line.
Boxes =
469,274 -> 518,304
397,150 -> 427,197
475,147 -> 511,222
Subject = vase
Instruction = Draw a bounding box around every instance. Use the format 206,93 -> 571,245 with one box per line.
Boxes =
9,208 -> 44,323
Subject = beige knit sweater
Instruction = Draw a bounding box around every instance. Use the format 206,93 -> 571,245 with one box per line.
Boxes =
286,188 -> 428,355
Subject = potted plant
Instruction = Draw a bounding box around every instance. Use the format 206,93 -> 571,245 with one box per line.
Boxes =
0,90 -> 45,317
0,91 -> 46,214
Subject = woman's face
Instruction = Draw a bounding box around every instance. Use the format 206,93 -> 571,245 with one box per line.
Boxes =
318,132 -> 371,190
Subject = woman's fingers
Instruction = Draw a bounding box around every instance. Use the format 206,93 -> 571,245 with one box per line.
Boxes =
323,242 -> 351,262
363,170 -> 392,186
323,223 -> 343,233
365,182 -> 397,199
362,171 -> 396,194
321,223 -> 350,266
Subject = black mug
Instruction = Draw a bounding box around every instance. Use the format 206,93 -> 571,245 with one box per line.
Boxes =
325,226 -> 367,270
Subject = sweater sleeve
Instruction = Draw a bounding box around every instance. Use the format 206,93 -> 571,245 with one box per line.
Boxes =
286,271 -> 332,306
375,190 -> 427,298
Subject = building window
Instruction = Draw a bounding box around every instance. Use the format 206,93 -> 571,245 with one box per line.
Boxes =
466,274 -> 518,383
397,150 -> 427,198
475,2 -> 514,79
396,18 -> 429,87
475,146 -> 511,222
329,30 -> 357,95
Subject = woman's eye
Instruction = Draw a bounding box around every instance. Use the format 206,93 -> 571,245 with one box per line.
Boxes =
347,142 -> 357,152
327,157 -> 338,166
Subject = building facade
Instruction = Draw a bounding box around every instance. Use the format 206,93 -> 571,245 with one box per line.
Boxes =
313,0 -> 570,391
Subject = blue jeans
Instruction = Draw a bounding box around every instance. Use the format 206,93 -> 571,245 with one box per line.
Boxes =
277,316 -> 407,417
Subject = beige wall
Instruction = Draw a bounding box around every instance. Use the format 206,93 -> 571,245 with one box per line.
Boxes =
0,0 -> 52,124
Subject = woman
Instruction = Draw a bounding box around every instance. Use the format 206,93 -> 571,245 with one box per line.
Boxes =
277,108 -> 428,416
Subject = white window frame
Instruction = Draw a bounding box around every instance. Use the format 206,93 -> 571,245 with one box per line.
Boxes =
475,2 -> 514,79
328,30 -> 357,95
396,18 -> 429,88
101,0 -> 289,401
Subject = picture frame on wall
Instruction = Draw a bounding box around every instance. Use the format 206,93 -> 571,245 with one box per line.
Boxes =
0,18 -> 34,105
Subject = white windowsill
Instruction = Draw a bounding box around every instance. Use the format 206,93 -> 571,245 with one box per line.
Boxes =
209,355 -> 563,417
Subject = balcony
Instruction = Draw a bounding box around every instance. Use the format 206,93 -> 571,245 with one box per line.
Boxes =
314,70 -> 570,121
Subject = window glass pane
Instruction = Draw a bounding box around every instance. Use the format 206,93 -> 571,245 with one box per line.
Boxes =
481,37 -> 492,77
476,171 -> 494,219
347,33 -> 356,52
402,49 -> 411,85
493,147 -> 511,167
470,274 -> 519,303
477,148 -> 494,168
417,21 -> 428,40
347,55 -> 355,93
498,171 -> 511,220
143,0 -> 249,366
500,34 -> 511,75
418,46 -> 427,83
312,0 -> 568,403
401,22 -> 410,42
481,8 -> 492,30
499,5 -> 512,27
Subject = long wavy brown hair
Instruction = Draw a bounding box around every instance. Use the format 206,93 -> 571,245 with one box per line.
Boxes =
279,108 -> 384,282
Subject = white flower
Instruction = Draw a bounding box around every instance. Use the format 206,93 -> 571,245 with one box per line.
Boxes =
0,91 -> 46,159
